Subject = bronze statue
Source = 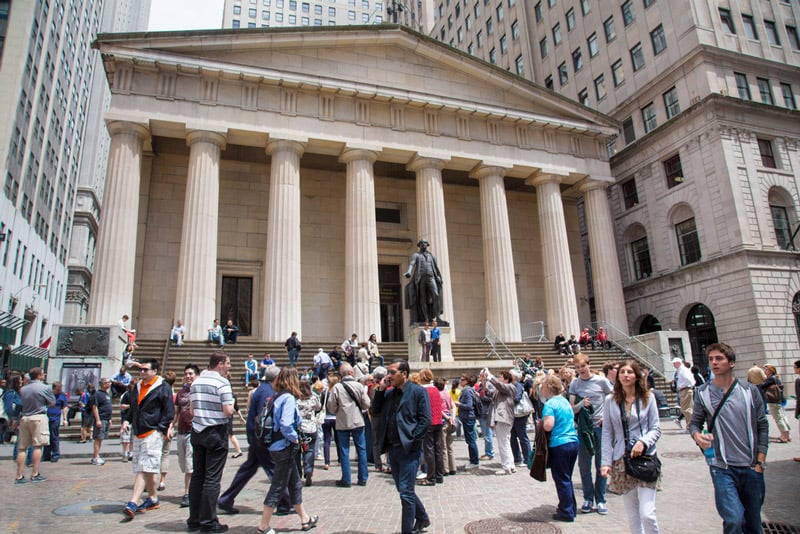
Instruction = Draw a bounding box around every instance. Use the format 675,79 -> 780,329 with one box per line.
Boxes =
404,239 -> 444,325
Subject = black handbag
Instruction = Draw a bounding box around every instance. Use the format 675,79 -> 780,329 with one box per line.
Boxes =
620,400 -> 661,483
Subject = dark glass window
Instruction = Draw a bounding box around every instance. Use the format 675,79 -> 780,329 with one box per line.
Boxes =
734,72 -> 751,100
758,138 -> 777,168
663,87 -> 680,118
664,154 -> 684,188
631,237 -> 652,279
676,218 -> 701,265
719,8 -> 735,34
771,205 -> 791,249
622,117 -> 635,144
651,24 -> 666,54
757,78 -> 774,105
622,178 -> 638,209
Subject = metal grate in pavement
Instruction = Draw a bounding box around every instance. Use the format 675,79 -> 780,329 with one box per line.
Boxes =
464,518 -> 561,533
763,522 -> 800,534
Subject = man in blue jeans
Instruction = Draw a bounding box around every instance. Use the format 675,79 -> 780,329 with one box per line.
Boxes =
690,343 -> 768,534
457,374 -> 480,469
326,362 -> 371,487
371,360 -> 431,534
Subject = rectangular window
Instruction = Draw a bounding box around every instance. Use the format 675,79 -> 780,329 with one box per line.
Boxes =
263,10 -> 270,19
466,14 -> 472,30
663,86 -> 680,118
622,116 -> 635,144
500,34 -> 507,53
515,54 -> 524,75
594,73 -> 607,100
477,30 -> 483,47
487,16 -> 493,35
572,47 -> 583,71
781,83 -> 796,109
233,5 -> 241,14
534,1 -> 542,22
642,102 -> 657,133
757,78 -> 774,105
547,0 -> 555,7
719,8 -> 735,34
643,0 -> 654,7
248,6 -> 257,16
765,21 -> 780,46
612,59 -> 625,86
474,2 -> 480,17
758,138 -> 777,168
604,16 -> 616,42
545,75 -> 553,89
315,4 -> 322,14
631,237 -> 652,279
621,0 -> 634,26
232,19 -> 241,27
361,12 -> 368,22
566,8 -> 575,31
588,32 -> 599,57
553,22 -> 561,45
742,14 -> 758,40
489,47 -> 496,64
651,24 -> 666,54
540,36 -> 548,58
622,178 -> 639,209
630,42 -> 645,71
328,6 -> 335,15
288,14 -> 296,23
348,10 -> 355,19
558,62 -> 568,85
771,205 -> 791,249
496,4 -> 503,21
788,25 -> 800,50
511,19 -> 519,40
581,0 -> 590,16
734,72 -> 751,100
676,218 -> 701,266
664,154 -> 684,188
578,88 -> 589,106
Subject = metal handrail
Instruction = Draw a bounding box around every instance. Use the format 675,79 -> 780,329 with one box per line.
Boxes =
521,321 -> 548,342
482,321 -> 516,360
589,322 -> 670,379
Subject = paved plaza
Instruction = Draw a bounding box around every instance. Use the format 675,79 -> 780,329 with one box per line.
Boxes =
1,417 -> 798,534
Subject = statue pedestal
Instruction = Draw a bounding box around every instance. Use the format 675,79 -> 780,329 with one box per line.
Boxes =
48,325 -> 127,395
408,325 -> 453,363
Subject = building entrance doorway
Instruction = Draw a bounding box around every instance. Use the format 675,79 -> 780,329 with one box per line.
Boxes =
686,303 -> 717,376
379,264 -> 403,342
220,276 -> 252,337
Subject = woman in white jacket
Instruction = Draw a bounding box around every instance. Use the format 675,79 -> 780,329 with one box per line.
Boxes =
600,360 -> 662,534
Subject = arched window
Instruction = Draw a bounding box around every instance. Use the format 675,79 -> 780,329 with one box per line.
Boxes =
792,292 -> 800,341
639,315 -> 662,334
686,304 -> 717,375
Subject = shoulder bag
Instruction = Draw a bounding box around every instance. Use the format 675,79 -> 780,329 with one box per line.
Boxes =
514,389 -> 534,418
620,400 -> 661,483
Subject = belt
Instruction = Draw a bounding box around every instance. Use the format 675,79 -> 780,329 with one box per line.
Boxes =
679,387 -> 691,392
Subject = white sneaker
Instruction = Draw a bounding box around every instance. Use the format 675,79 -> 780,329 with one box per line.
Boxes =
464,463 -> 480,470
495,468 -> 513,475
416,472 -> 427,480
90,457 -> 105,465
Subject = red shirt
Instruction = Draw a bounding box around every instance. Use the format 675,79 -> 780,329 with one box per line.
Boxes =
423,383 -> 444,426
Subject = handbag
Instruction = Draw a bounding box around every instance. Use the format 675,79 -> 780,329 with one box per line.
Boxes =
514,391 -> 534,418
764,383 -> 782,404
619,400 -> 661,483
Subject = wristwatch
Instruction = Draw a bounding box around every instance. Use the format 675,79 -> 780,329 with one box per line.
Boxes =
754,461 -> 766,469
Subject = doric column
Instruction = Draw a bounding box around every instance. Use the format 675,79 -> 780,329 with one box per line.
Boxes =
87,121 -> 148,324
580,180 -> 629,333
529,173 -> 580,339
340,148 -> 381,340
470,165 -> 521,342
262,139 -> 305,341
407,156 -> 456,340
173,130 -> 226,340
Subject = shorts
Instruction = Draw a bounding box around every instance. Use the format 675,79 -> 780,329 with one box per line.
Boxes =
120,424 -> 132,444
176,433 -> 194,473
93,419 -> 111,440
132,431 -> 164,474
18,414 -> 50,449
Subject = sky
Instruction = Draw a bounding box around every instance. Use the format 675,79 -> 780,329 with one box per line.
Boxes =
148,0 -> 226,31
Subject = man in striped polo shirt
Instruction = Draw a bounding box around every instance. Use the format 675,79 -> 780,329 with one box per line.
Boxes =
188,351 -> 234,533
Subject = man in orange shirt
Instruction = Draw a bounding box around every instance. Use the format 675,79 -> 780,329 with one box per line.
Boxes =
120,358 -> 175,519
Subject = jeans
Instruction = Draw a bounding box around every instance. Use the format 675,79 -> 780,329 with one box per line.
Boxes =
189,425 -> 228,529
549,441 -> 578,519
510,416 -> 531,464
423,424 -> 444,482
710,465 -> 765,534
336,426 -> 368,485
322,419 -> 338,465
388,444 -> 429,534
288,348 -> 300,367
301,435 -> 317,478
430,340 -> 441,362
460,417 -> 479,465
43,419 -> 61,461
478,416 -> 494,458
264,444 -> 304,508
578,426 -> 607,505
208,333 -> 223,346
622,486 -> 660,534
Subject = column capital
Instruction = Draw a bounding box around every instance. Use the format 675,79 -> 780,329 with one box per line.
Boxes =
339,148 -> 379,164
106,120 -> 149,139
527,172 -> 569,187
266,139 -> 306,157
186,130 -> 227,150
469,164 -> 507,180
579,179 -> 612,194
407,156 -> 447,172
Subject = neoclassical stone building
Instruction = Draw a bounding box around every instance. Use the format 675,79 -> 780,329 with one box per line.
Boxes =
88,25 -> 627,343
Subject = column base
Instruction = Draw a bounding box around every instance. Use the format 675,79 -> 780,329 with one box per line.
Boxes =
407,325 -> 453,363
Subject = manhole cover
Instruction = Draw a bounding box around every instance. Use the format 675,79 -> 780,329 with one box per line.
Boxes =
763,521 -> 800,534
464,518 -> 561,533
53,500 -> 125,516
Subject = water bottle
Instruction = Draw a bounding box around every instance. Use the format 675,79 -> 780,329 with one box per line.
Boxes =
702,429 -> 715,464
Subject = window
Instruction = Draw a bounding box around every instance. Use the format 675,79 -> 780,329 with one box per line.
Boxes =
232,19 -> 241,27
540,37 -> 548,58
511,19 -> 519,40
496,4 -> 503,21
612,59 -> 625,86
604,16 -> 616,42
663,86 -> 680,118
553,22 -> 561,45
631,237 -> 652,279
594,74 -> 607,100
545,75 -> 553,89
534,1 -> 542,22
642,102 -> 657,133
287,14 -> 295,23
765,21 -> 780,46
781,83 -> 796,109
233,5 -> 241,14
348,10 -> 355,19
315,4 -> 322,14
622,117 -> 635,144
788,26 -> 800,50
630,43 -> 645,71
547,0 -> 555,7
515,54 -> 524,75
758,138 -> 777,168
663,154 -> 684,188
742,14 -> 758,40
578,88 -> 589,106
719,8 -> 735,34
566,8 -> 575,31
651,24 -> 666,54
262,10 -> 270,19
771,205 -> 792,249
248,6 -> 257,16
466,14 -> 472,29
558,62 -> 568,85
621,0 -> 634,26
474,2 -> 480,16
477,30 -> 483,47
588,33 -> 599,57
329,6 -> 335,16
467,42 -> 475,54
676,218 -> 701,265
487,16 -> 493,35
508,0 -> 515,7
622,178 -> 638,209
735,72 -> 751,100
757,78 -> 774,105
572,47 -> 583,71
581,0 -> 590,16
489,47 -> 496,64
458,27 -> 464,42
643,0 -> 654,7
500,34 -> 507,53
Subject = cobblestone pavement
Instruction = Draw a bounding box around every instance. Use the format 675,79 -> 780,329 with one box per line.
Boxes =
1,416 -> 798,534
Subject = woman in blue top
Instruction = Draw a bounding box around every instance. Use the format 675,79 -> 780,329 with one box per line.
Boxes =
455,373 -> 480,468
257,367 -> 319,534
541,374 -> 580,522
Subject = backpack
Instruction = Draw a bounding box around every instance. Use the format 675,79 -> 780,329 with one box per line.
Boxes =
470,388 -> 483,419
256,391 -> 287,446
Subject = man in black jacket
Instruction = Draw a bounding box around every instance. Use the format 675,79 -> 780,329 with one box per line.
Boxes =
371,360 -> 431,534
121,358 -> 175,519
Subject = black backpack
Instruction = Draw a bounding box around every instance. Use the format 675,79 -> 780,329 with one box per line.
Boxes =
256,391 -> 287,446
471,388 -> 483,419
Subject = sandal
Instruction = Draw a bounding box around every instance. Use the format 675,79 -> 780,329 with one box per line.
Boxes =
417,479 -> 435,486
301,514 -> 319,531
257,527 -> 275,534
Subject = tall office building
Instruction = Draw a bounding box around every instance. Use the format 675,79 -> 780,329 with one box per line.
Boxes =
434,0 -> 800,374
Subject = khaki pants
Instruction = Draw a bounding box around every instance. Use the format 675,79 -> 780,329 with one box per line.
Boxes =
679,388 -> 693,422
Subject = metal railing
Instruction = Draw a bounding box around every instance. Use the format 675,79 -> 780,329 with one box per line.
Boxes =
483,321 -> 516,360
521,321 -> 547,342
589,322 -> 671,379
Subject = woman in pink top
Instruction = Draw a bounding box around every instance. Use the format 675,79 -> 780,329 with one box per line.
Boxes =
436,378 -> 457,475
